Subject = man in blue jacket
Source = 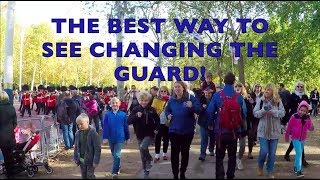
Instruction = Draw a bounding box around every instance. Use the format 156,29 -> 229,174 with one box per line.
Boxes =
206,72 -> 247,179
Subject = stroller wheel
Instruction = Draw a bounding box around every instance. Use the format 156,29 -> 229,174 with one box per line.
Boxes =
27,169 -> 35,177
45,166 -> 53,174
33,166 -> 38,173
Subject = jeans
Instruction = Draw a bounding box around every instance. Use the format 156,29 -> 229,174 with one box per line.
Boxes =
285,141 -> 305,160
98,111 -> 104,129
138,136 -> 153,171
292,140 -> 305,172
80,165 -> 95,179
199,127 -> 215,158
311,103 -> 318,116
258,138 -> 278,173
61,123 -> 74,149
109,142 -> 123,175
238,136 -> 246,159
155,124 -> 169,154
169,132 -> 194,177
215,133 -> 238,179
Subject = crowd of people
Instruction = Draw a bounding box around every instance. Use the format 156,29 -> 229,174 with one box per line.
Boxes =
0,71 -> 319,179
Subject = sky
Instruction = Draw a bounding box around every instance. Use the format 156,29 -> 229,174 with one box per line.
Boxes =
6,1 -> 157,68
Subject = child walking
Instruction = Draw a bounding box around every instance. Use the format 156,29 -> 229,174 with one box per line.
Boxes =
151,86 -> 170,163
285,100 -> 314,178
128,91 -> 160,179
102,97 -> 130,179
74,113 -> 102,179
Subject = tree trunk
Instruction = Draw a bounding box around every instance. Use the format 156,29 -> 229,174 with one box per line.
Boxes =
217,57 -> 223,87
238,55 -> 245,84
31,62 -> 37,91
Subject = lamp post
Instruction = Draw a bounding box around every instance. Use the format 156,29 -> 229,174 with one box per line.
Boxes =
3,1 -> 16,105
19,26 -> 26,91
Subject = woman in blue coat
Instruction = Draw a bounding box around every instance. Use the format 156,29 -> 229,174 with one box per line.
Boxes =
165,81 -> 201,179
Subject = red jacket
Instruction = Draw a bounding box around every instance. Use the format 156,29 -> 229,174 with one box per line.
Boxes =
119,100 -> 128,112
22,92 -> 31,106
46,94 -> 56,107
38,91 -> 47,103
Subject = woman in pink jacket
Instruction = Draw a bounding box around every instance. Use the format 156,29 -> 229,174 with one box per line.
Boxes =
285,100 -> 314,178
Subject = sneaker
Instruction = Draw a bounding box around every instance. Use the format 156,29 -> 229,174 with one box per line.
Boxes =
257,168 -> 263,176
112,174 -> 118,179
268,173 -> 275,179
154,154 -> 160,163
209,151 -> 215,156
143,171 -> 150,179
198,156 -> 205,162
163,154 -> 168,160
154,158 -> 160,163
284,154 -> 291,161
146,160 -> 153,171
237,159 -> 244,170
248,153 -> 253,159
296,171 -> 304,178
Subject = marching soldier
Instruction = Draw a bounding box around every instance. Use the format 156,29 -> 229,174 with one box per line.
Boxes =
21,90 -> 31,117
46,87 -> 57,115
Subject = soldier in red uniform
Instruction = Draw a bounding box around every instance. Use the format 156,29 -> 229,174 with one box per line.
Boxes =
37,89 -> 46,115
46,90 -> 56,115
31,89 -> 38,111
21,90 -> 31,117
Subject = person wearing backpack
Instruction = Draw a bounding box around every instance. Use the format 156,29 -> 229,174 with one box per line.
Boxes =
206,72 -> 246,179
253,83 -> 285,179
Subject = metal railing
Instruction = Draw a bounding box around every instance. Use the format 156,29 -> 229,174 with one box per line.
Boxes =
17,115 -> 61,158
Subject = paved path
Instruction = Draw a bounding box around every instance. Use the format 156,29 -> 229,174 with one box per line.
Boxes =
137,119 -> 320,179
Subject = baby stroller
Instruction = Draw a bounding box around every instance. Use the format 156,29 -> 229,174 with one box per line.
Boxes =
0,131 -> 53,177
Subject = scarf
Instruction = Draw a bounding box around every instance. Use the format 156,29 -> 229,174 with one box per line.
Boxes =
294,90 -> 305,98
263,99 -> 273,139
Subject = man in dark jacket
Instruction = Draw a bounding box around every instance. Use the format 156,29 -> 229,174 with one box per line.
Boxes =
310,88 -> 319,117
57,92 -> 81,150
206,72 -> 246,179
278,83 -> 291,128
65,93 -> 82,138
0,91 -> 17,178
198,87 -> 215,161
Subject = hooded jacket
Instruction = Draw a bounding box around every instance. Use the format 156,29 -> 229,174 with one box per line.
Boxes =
128,105 -> 160,140
285,101 -> 314,142
165,92 -> 201,135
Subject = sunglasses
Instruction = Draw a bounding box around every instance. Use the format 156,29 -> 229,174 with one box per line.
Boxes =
160,90 -> 167,92
297,86 -> 304,88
